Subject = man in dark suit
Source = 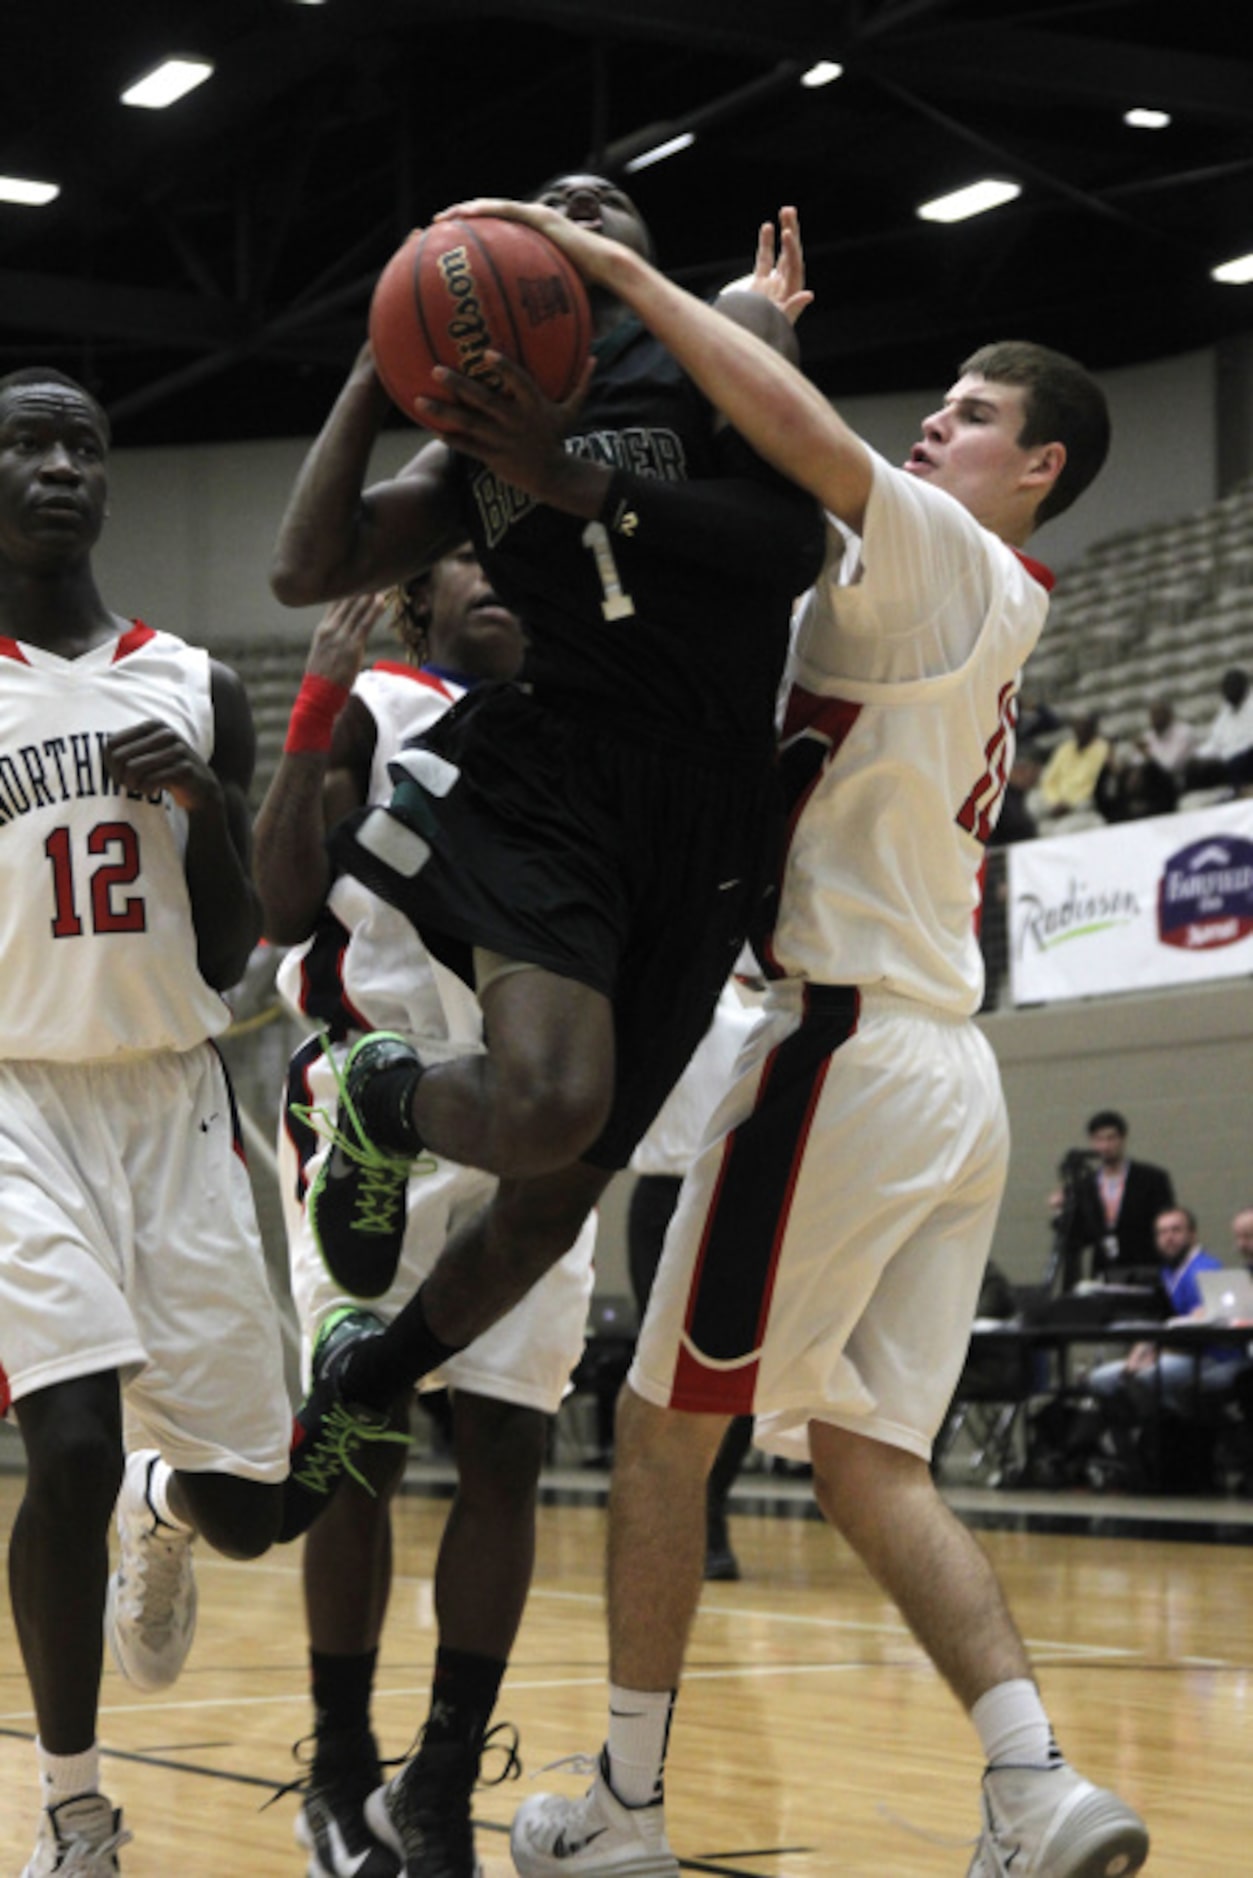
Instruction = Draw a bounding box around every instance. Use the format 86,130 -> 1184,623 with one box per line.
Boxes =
1057,1109 -> 1175,1283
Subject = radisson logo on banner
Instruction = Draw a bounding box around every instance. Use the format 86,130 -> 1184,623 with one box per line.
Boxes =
1016,878 -> 1140,955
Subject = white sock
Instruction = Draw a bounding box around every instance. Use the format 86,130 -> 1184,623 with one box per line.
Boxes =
143,1455 -> 193,1534
972,1679 -> 1062,1770
606,1684 -> 676,1806
37,1739 -> 100,1807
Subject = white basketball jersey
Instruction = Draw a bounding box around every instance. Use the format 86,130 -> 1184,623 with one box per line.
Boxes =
763,451 -> 1052,1016
276,662 -> 482,1046
0,623 -> 231,1062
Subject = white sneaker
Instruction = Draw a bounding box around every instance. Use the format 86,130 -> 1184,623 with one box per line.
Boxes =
104,1450 -> 197,1692
969,1764 -> 1149,1877
22,1792 -> 131,1876
510,1750 -> 678,1878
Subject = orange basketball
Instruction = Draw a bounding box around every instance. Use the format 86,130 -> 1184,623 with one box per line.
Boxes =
368,216 -> 593,429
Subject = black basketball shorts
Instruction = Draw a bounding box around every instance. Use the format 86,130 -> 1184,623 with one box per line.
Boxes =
331,683 -> 780,1168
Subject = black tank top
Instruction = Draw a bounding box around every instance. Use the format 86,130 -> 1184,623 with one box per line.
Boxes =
449,316 -> 816,757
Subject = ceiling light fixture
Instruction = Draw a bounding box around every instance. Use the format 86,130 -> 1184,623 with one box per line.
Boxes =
624,132 -> 696,174
1212,252 -> 1253,286
1124,107 -> 1171,130
121,58 -> 214,110
917,179 -> 1021,224
801,61 -> 844,88
0,175 -> 59,206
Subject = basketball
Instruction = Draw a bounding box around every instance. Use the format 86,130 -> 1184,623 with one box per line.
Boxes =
368,216 -> 593,429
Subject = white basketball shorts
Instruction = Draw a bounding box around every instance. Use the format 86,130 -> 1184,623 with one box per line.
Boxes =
282,1038 -> 595,1412
629,983 -> 1009,1461
0,1048 -> 291,1480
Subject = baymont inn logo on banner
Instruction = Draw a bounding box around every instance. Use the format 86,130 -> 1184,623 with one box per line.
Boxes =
1015,877 -> 1139,957
1158,836 -> 1253,951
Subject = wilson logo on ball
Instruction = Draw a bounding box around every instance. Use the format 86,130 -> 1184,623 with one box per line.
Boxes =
437,245 -> 504,393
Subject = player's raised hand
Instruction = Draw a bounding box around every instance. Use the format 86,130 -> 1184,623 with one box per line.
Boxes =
305,590 -> 387,692
748,207 -> 813,325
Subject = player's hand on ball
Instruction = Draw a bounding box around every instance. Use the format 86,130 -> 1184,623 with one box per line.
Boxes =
419,350 -> 594,496
438,197 -> 622,286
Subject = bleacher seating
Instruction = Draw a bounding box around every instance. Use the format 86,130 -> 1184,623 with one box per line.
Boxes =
209,636 -> 309,807
1024,476 -> 1253,745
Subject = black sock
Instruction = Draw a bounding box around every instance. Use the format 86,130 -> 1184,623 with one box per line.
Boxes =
310,1647 -> 378,1761
422,1645 -> 506,1751
341,1286 -> 465,1406
358,1061 -> 426,1157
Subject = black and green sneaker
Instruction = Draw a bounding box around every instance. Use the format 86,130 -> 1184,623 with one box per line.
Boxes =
295,1031 -> 431,1299
279,1308 -> 410,1543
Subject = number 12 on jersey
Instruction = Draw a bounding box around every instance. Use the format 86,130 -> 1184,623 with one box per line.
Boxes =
45,821 -> 147,937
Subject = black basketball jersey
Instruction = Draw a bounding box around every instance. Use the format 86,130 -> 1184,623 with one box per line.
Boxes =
448,316 -> 822,757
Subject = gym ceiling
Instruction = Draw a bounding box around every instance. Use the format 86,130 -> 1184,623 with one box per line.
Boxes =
3,0 -> 1250,444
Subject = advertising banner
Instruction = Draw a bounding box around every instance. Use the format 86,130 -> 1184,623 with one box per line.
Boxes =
1008,800 -> 1253,1005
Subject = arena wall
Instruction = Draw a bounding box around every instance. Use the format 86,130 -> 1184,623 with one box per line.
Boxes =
93,346 -> 1221,649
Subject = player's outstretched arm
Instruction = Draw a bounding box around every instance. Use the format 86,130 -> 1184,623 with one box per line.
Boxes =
254,592 -> 384,945
443,198 -> 869,531
271,343 -> 466,608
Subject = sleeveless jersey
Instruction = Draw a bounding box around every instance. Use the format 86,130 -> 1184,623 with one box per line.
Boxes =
448,317 -> 810,754
0,623 -> 232,1062
276,661 -> 482,1046
762,451 -> 1052,1017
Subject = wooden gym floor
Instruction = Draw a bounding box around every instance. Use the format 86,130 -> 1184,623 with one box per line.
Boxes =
1,1458 -> 1250,1875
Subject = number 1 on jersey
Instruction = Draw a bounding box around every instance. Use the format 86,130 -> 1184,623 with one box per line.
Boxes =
582,521 -> 636,621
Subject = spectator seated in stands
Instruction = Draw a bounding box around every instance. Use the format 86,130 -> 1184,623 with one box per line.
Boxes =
1182,666 -> 1253,800
1098,696 -> 1195,822
1084,1207 -> 1252,1492
1049,1108 -> 1176,1287
1139,695 -> 1198,784
1026,709 -> 1111,833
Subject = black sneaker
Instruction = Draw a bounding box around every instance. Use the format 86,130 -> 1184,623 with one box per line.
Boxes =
296,1032 -> 430,1299
297,1761 -> 401,1878
364,1728 -> 520,1878
279,1309 -> 411,1543
288,1728 -> 400,1878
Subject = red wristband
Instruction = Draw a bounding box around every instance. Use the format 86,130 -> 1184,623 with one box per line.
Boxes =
284,673 -> 351,754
